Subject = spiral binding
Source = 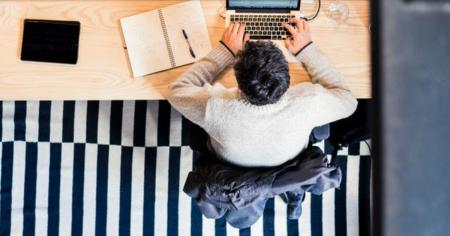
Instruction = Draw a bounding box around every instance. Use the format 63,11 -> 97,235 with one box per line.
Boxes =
158,9 -> 176,68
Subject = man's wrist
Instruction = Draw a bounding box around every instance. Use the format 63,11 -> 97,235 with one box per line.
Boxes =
219,41 -> 236,57
209,43 -> 236,69
294,41 -> 314,57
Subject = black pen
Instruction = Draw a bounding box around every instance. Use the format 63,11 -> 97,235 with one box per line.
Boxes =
182,29 -> 196,59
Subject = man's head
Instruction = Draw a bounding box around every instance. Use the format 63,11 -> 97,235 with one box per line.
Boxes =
234,41 -> 290,106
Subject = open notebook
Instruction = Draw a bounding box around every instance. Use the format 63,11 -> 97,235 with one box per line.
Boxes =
120,1 -> 212,78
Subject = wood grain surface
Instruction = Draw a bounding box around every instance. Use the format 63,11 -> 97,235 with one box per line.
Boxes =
0,0 -> 371,100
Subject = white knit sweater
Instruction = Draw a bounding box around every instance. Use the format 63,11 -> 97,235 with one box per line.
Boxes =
167,43 -> 357,167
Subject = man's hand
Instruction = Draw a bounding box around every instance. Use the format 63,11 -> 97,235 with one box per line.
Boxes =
221,22 -> 250,55
283,18 -> 313,55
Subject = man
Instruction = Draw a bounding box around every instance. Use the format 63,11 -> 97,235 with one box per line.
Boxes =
167,18 -> 357,167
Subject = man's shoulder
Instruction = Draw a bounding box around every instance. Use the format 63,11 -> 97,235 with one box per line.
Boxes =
208,85 -> 240,102
287,83 -> 324,100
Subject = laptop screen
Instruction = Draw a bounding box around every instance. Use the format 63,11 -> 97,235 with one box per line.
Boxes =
227,0 -> 300,10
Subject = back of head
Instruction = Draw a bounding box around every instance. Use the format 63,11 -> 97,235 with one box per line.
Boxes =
234,41 -> 290,106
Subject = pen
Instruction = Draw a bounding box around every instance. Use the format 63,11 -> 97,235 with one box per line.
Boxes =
182,29 -> 196,59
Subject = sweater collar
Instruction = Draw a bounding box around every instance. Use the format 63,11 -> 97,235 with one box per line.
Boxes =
237,90 -> 289,111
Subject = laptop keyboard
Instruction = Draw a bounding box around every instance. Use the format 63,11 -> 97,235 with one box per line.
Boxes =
230,14 -> 294,40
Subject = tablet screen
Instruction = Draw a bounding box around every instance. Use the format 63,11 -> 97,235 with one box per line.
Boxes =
21,19 -> 80,64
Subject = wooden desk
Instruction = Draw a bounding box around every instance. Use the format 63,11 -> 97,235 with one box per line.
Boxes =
0,0 -> 371,100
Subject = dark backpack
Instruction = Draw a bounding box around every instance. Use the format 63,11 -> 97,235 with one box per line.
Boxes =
328,99 -> 372,165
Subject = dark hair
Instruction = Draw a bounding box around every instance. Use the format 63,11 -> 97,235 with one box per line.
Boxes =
234,41 -> 290,106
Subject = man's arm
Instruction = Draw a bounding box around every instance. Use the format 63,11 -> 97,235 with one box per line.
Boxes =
284,18 -> 358,126
294,43 -> 358,126
167,45 -> 234,126
167,23 -> 249,126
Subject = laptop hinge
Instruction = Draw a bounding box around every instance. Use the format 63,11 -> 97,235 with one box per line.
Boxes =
235,9 -> 291,14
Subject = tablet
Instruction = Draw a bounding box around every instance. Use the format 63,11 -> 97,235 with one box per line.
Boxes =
21,19 -> 81,64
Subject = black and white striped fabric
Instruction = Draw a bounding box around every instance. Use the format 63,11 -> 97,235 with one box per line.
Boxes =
0,101 -> 371,236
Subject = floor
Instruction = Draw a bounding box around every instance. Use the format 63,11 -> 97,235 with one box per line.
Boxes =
0,101 -> 371,236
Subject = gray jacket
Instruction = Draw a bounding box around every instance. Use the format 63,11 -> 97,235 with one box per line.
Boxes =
183,146 -> 342,229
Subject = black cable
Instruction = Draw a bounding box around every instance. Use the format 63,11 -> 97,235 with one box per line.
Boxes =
305,0 -> 321,21
363,140 -> 372,155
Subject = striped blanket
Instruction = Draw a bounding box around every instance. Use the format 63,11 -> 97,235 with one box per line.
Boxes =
0,101 -> 371,236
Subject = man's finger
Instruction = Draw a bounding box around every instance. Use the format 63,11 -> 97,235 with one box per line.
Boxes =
289,17 -> 302,24
290,17 -> 306,32
304,21 -> 311,32
299,18 -> 308,31
283,23 -> 298,38
232,22 -> 240,35
244,32 -> 250,44
284,38 -> 293,51
237,23 -> 246,39
298,21 -> 305,32
226,23 -> 234,33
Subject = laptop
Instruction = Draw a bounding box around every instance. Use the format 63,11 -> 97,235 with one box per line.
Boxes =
225,0 -> 302,61
225,0 -> 302,40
